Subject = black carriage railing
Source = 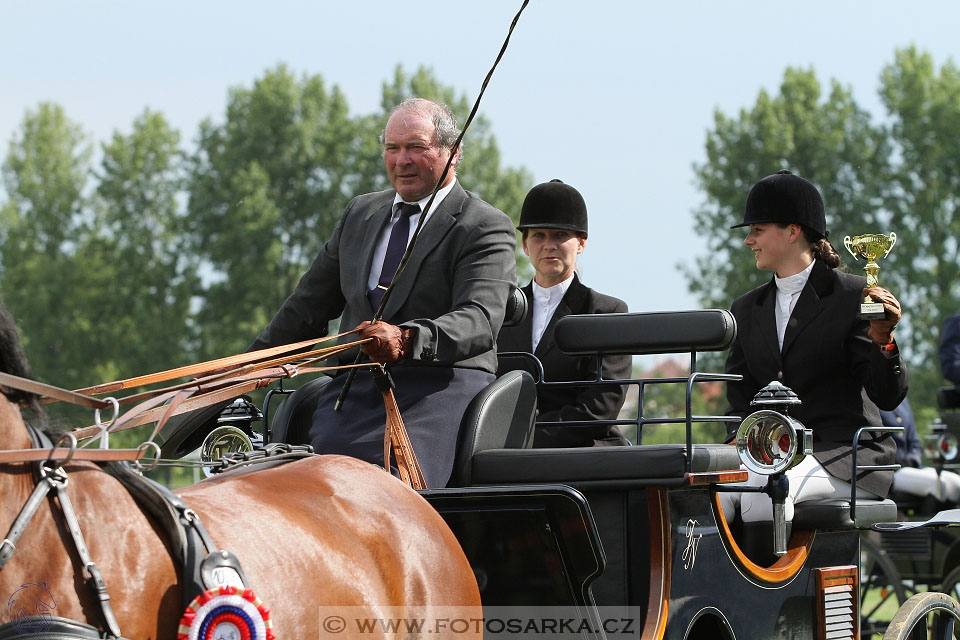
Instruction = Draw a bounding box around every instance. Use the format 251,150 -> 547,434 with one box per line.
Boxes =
261,377 -> 295,443
498,349 -> 741,474
851,425 -> 904,524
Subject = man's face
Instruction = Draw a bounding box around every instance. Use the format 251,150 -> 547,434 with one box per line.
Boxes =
383,109 -> 456,202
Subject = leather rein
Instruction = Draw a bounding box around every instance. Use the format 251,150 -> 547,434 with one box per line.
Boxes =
0,331 -> 425,485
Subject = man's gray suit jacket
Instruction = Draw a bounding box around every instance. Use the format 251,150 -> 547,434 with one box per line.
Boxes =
251,181 -> 517,373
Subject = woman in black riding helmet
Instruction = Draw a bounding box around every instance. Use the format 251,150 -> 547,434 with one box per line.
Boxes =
497,180 -> 631,447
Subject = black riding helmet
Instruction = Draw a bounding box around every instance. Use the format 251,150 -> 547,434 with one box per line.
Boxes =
731,169 -> 828,239
517,179 -> 588,237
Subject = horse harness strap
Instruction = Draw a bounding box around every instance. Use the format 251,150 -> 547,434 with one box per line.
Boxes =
0,424 -> 129,640
0,371 -> 111,410
51,467 -> 125,639
0,447 -> 147,464
106,461 -> 252,610
0,466 -> 67,570
0,617 -> 112,639
205,443 -> 316,476
372,366 -> 426,490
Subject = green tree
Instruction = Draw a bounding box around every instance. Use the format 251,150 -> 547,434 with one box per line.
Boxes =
879,47 -> 960,401
0,105 -> 196,433
86,109 -> 196,381
186,64 -> 369,359
0,103 -> 93,388
689,67 -> 890,311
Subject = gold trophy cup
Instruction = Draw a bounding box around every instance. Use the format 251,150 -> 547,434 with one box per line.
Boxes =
843,232 -> 897,320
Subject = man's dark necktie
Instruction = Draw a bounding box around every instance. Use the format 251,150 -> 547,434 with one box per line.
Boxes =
368,202 -> 420,312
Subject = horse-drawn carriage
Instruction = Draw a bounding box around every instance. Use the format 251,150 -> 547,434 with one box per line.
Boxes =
4,305 -> 960,639
193,307 -> 960,639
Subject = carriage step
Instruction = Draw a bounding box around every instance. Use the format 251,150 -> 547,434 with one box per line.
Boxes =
870,508 -> 960,532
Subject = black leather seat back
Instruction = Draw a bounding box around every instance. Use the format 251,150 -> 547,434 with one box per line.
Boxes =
451,370 -> 537,487
554,309 -> 736,356
269,376 -> 333,445
503,285 -> 528,328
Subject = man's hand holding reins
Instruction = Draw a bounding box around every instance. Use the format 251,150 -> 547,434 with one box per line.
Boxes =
356,321 -> 416,364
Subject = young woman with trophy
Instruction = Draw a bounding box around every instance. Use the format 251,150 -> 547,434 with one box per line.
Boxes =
719,169 -> 908,533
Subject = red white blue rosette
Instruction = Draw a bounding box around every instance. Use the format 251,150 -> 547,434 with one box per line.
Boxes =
177,585 -> 274,640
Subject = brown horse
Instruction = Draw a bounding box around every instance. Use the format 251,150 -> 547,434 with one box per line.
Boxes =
0,306 -> 480,638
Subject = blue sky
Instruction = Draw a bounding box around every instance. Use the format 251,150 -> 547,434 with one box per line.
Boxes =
3,0 -> 959,316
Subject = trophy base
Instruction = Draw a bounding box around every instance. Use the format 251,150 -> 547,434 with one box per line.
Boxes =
859,302 -> 886,320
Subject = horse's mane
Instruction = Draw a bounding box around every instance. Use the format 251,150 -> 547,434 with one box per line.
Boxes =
0,299 -> 52,431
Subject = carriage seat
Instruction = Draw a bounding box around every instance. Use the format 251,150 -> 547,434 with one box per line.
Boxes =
449,370 -> 538,487
469,444 -> 741,486
792,497 -> 898,529
268,376 -> 332,445
467,308 -> 742,487
450,366 -> 740,486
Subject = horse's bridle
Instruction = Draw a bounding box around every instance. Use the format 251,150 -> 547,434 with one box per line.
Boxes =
0,373 -> 167,639
0,423 -> 126,639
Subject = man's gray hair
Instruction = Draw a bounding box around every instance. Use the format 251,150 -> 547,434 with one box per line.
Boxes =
381,98 -> 463,155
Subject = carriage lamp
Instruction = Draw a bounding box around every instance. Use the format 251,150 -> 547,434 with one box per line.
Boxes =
735,381 -> 813,476
201,425 -> 254,463
734,381 -> 813,557
199,396 -> 263,475
938,432 -> 958,461
924,429 -> 959,462
924,416 -> 960,464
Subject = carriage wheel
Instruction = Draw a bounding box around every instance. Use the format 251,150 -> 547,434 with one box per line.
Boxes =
939,565 -> 960,602
862,536 -> 909,638
881,592 -> 960,639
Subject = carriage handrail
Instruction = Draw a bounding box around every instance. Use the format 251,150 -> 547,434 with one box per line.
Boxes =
851,424 -> 904,524
261,377 -> 295,442
686,371 -> 742,472
498,349 -> 741,473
